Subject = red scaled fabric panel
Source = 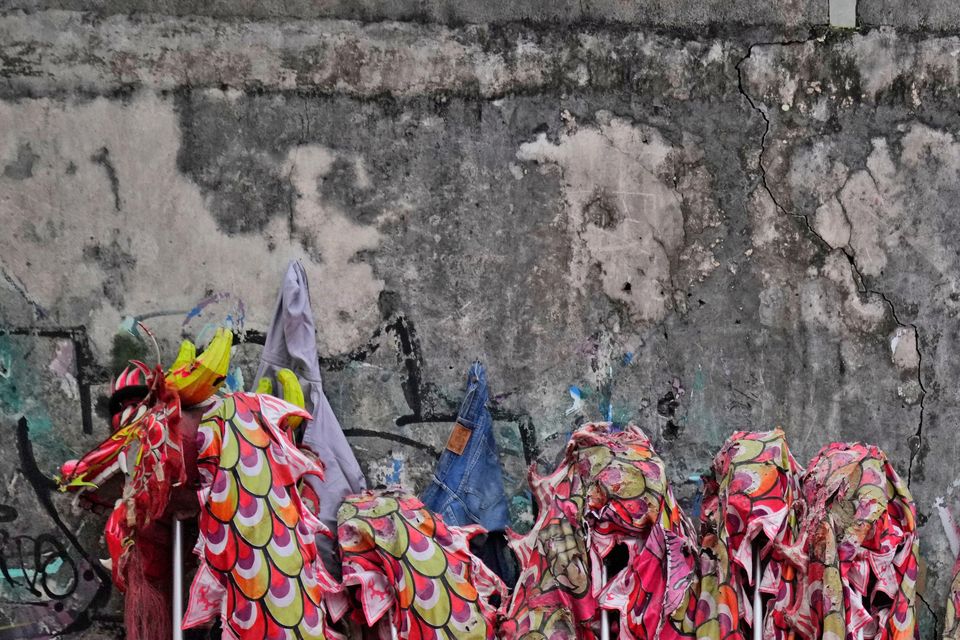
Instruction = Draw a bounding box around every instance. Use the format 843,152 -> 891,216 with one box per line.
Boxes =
184,392 -> 341,640
501,423 -> 698,640
336,489 -> 505,640
792,442 -> 919,640
500,471 -> 595,639
695,429 -> 804,640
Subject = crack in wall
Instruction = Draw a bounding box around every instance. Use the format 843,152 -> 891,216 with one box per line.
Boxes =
918,588 -> 941,631
735,36 -> 927,487
0,263 -> 47,320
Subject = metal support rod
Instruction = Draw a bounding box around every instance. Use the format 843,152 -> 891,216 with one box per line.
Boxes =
752,544 -> 762,640
172,519 -> 184,640
600,563 -> 610,640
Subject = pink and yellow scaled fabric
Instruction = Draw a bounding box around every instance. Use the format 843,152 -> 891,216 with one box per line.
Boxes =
334,489 -> 505,639
58,329 -> 343,640
792,442 -> 918,640
182,392 -> 340,640
696,430 -> 919,640
695,429 -> 804,640
501,422 -> 699,640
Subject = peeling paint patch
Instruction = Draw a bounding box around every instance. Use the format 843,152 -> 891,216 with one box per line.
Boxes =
0,95 -> 385,357
517,114 -> 686,323
890,326 -> 920,372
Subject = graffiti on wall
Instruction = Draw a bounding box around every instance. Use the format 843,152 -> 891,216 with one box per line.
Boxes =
0,417 -> 111,639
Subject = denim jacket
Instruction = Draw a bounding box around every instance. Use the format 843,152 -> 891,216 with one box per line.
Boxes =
420,362 -> 515,585
421,361 -> 509,530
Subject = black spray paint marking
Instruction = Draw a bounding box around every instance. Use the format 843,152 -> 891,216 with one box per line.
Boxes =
0,522 -> 79,601
10,416 -> 112,636
90,147 -> 121,211
387,314 -> 424,422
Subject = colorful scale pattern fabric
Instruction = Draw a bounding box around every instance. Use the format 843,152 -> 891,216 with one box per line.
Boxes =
336,489 -> 505,640
793,442 -> 918,640
184,392 -> 340,640
695,429 -> 804,640
501,465 -> 594,640
501,423 -> 698,640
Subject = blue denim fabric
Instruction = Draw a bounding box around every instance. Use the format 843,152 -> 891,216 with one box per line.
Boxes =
421,361 -> 510,533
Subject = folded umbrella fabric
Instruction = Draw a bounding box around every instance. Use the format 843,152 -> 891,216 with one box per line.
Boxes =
792,442 -> 919,640
255,260 -> 367,575
501,422 -> 698,640
695,429 -> 804,640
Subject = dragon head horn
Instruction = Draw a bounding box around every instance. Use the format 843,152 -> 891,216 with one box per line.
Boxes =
164,328 -> 233,407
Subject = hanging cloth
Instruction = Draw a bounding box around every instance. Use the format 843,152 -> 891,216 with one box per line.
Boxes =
792,442 -> 919,640
336,488 -> 505,639
255,259 -> 367,575
695,429 -> 804,640
420,361 -> 515,585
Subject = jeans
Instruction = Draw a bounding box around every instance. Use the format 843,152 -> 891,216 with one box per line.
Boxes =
421,361 -> 515,584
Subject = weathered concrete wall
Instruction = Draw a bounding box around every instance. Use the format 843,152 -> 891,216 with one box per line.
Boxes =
0,4 -> 958,637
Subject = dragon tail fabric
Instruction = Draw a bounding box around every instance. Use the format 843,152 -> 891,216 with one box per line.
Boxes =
337,489 -> 505,639
184,392 -> 340,639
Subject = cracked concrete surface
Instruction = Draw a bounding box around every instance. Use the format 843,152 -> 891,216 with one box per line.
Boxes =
0,9 -> 958,639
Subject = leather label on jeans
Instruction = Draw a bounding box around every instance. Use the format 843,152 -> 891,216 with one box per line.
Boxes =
446,422 -> 472,455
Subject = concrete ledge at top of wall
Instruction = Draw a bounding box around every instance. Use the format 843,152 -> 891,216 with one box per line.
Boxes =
8,0 -> 960,32
0,0 -> 829,28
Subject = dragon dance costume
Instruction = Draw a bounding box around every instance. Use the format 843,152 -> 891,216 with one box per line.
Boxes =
182,391 -> 340,639
695,430 -> 919,640
57,328 -> 340,640
793,442 -> 918,640
335,489 -> 505,640
501,422 -> 698,640
53,310 -> 923,640
695,429 -> 804,640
